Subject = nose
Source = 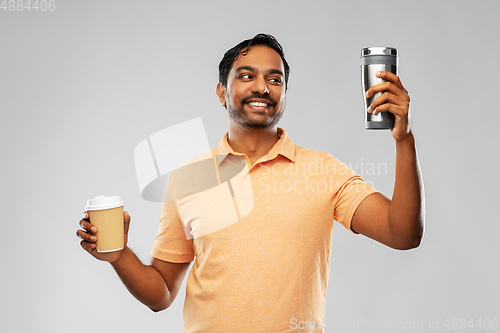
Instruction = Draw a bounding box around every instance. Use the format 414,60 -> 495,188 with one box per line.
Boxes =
251,75 -> 269,95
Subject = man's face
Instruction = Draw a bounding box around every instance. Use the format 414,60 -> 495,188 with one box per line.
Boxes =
217,45 -> 286,130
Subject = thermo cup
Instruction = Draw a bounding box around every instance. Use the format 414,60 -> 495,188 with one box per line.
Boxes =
86,196 -> 124,252
361,47 -> 398,129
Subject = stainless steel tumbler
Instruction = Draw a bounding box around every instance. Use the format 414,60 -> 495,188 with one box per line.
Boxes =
361,47 -> 398,129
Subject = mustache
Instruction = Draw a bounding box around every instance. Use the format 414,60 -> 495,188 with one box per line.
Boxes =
241,93 -> 277,107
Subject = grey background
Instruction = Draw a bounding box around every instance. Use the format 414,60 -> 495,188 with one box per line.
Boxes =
1,0 -> 499,332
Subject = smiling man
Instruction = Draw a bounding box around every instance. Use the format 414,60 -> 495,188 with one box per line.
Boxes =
78,34 -> 424,333
220,46 -> 286,127
216,40 -> 289,166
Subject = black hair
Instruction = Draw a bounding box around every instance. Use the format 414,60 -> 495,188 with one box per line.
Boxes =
218,33 -> 290,90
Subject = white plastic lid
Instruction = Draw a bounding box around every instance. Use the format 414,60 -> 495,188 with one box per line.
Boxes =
86,196 -> 124,211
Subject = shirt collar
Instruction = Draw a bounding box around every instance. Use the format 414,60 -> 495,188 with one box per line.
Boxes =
215,127 -> 296,165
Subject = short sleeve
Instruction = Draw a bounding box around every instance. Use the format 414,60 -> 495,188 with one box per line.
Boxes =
326,154 -> 379,233
151,175 -> 195,263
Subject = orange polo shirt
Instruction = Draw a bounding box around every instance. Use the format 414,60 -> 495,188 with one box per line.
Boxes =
151,128 -> 378,333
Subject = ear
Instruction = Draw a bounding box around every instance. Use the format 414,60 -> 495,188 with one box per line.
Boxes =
216,82 -> 226,107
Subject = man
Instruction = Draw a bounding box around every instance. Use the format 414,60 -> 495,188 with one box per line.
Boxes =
77,34 -> 424,332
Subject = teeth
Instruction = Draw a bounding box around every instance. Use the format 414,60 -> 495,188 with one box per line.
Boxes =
248,102 -> 268,107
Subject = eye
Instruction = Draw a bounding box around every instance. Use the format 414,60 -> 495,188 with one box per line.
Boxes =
269,77 -> 282,84
239,74 -> 252,80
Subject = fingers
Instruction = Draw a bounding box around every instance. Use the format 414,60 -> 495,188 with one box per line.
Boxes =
365,72 -> 410,116
365,80 -> 408,100
373,71 -> 407,92
367,91 -> 410,116
77,211 -> 98,253
80,239 -> 97,253
365,71 -> 409,97
79,212 -> 98,233
76,228 -> 97,243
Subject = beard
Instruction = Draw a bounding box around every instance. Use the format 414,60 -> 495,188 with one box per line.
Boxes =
227,92 -> 285,130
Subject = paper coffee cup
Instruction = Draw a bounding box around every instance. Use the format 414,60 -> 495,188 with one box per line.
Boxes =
86,196 -> 124,253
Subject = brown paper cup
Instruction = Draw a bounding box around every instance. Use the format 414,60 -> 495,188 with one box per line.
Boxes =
89,206 -> 124,252
86,196 -> 125,253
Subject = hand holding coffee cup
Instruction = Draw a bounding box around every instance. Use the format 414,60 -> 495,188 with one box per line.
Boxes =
77,196 -> 130,262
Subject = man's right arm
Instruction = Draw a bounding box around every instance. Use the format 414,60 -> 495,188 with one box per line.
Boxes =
77,212 -> 191,312
110,247 -> 191,312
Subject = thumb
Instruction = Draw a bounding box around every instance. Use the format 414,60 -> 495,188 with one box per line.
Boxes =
124,211 -> 131,234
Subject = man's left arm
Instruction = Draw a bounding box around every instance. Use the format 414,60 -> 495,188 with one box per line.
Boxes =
351,71 -> 425,250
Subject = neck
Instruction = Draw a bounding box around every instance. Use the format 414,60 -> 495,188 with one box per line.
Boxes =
227,121 -> 281,164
